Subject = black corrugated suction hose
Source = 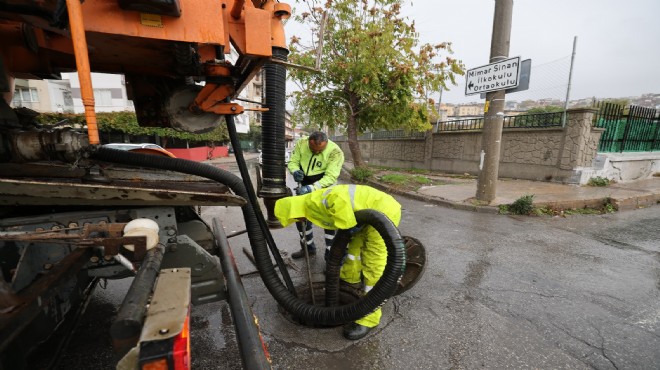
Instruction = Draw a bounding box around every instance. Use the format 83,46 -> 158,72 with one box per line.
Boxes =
323,210 -> 406,321
92,147 -> 405,325
260,47 -> 288,194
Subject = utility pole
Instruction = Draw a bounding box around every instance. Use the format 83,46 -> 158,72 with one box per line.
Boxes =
476,0 -> 514,203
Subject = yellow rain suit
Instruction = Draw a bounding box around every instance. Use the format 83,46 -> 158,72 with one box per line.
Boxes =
275,184 -> 402,328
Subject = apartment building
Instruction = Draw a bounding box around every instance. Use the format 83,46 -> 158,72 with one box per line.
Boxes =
11,78 -> 73,113
12,67 -> 294,147
455,103 -> 485,117
63,72 -> 134,113
438,103 -> 455,117
12,72 -> 133,114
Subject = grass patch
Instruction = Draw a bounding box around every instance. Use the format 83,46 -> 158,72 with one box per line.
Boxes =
350,167 -> 374,182
380,174 -> 407,185
563,208 -> 602,215
587,176 -> 611,187
377,173 -> 447,191
369,165 -> 475,180
501,197 -> 618,216
509,194 -> 535,215
603,198 -> 617,213
411,175 -> 433,185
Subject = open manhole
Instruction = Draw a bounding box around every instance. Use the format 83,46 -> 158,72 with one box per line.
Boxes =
278,280 -> 362,328
279,235 -> 426,326
394,235 -> 427,296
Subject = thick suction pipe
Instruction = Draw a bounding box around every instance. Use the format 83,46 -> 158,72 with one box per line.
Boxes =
92,148 -> 405,325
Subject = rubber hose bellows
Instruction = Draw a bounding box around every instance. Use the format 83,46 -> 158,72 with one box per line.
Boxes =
92,148 -> 405,325
260,47 -> 288,195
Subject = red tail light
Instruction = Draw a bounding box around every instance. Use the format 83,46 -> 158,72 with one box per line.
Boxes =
140,307 -> 191,370
138,269 -> 192,370
172,311 -> 190,370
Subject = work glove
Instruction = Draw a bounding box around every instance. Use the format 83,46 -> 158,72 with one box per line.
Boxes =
296,185 -> 313,195
292,170 -> 305,182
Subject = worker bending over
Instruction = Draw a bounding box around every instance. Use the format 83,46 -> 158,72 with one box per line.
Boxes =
275,184 -> 402,340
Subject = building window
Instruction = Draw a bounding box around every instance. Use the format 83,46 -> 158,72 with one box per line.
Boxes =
12,87 -> 39,105
94,89 -> 113,106
62,91 -> 73,107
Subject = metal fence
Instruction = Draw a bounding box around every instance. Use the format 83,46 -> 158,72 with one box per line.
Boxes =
435,111 -> 564,132
331,129 -> 426,141
331,112 -> 566,141
328,105 -> 660,153
594,102 -> 660,152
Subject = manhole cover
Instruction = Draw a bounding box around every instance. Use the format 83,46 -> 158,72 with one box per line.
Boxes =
394,235 -> 427,295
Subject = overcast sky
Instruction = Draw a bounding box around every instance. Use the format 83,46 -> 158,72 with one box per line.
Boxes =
285,0 -> 660,105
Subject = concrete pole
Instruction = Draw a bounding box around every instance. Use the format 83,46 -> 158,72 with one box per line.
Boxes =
476,0 -> 513,203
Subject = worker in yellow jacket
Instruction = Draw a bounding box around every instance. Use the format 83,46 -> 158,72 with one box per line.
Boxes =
287,132 -> 344,259
275,184 -> 401,340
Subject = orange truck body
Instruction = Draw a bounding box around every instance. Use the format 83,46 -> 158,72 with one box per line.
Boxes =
0,1 -> 290,368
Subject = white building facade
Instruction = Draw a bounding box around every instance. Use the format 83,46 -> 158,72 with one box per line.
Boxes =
62,72 -> 134,113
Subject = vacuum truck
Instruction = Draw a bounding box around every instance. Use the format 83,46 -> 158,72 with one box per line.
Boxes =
0,1 -> 407,368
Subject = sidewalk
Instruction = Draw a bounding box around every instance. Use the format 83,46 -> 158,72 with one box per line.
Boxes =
204,154 -> 660,213
341,161 -> 660,213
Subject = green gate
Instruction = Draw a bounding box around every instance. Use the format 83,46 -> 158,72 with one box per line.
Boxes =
595,103 -> 660,152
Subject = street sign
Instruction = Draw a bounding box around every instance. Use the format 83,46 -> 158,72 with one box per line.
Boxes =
465,56 -> 521,96
480,58 -> 531,99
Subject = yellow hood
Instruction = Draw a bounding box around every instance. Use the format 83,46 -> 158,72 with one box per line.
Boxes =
274,187 -> 359,230
275,195 -> 309,227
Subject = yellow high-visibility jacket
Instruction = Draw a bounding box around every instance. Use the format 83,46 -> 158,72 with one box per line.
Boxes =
274,184 -> 401,230
287,137 -> 344,190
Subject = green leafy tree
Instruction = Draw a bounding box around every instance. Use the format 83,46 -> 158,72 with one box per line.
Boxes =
288,0 -> 464,167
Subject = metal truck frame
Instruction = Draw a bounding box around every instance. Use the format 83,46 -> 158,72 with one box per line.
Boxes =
0,1 -> 291,368
0,1 -> 409,368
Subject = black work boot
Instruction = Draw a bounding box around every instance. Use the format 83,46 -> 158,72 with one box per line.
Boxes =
342,322 -> 372,340
291,248 -> 316,259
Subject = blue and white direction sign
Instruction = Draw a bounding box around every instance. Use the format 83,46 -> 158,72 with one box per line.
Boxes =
465,56 -> 521,95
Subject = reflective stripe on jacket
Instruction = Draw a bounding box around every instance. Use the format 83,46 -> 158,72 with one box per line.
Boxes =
274,184 -> 401,230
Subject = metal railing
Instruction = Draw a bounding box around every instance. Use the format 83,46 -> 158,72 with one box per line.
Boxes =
435,111 -> 564,132
332,129 -> 426,141
435,118 -> 484,132
595,102 -> 660,152
331,111 -> 566,141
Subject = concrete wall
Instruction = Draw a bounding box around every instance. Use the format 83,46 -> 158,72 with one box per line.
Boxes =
577,152 -> 660,183
336,108 -> 610,184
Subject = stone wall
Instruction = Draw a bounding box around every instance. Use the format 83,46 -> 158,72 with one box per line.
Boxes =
336,108 -> 605,184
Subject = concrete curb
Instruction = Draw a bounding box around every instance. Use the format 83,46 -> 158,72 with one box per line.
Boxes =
341,165 -> 660,214
340,167 -> 500,214
611,193 -> 660,211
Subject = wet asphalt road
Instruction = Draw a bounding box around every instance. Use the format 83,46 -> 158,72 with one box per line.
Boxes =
198,197 -> 660,370
58,160 -> 660,369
